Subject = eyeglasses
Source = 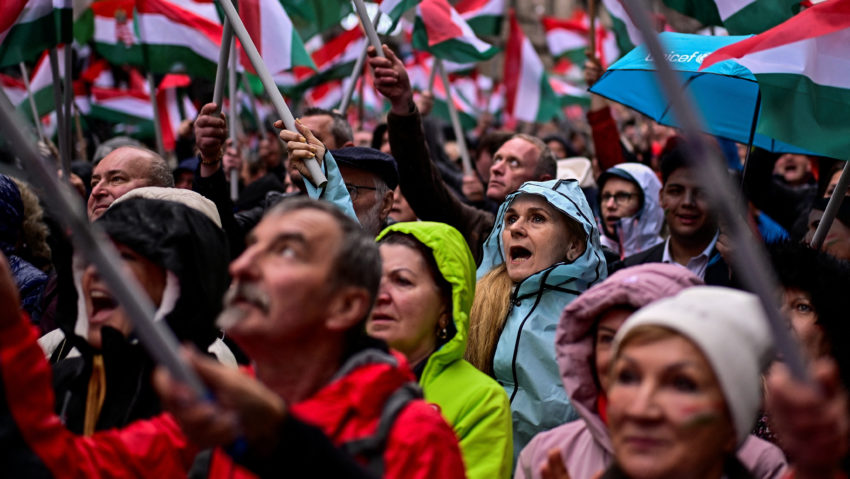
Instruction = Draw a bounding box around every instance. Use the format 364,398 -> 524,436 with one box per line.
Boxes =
601,192 -> 637,204
345,183 -> 377,201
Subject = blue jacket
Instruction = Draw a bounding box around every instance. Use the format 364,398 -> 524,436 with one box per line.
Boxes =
478,179 -> 607,458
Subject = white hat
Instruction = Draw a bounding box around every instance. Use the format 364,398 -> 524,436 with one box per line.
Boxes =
556,157 -> 596,189
111,187 -> 222,229
614,286 -> 774,444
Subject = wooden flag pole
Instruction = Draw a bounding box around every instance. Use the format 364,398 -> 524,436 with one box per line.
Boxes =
620,0 -> 810,382
435,58 -> 473,175
48,48 -> 70,175
339,11 -> 382,114
19,63 -> 47,143
588,0 -> 597,59
228,38 -> 239,201
217,0 -> 326,186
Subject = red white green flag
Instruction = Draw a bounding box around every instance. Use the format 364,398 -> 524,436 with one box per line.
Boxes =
601,0 -> 641,58
1,74 -> 27,107
16,48 -> 66,122
412,0 -> 498,64
91,0 -> 144,67
274,25 -> 365,94
305,80 -> 344,111
234,0 -> 316,75
379,0 -> 420,30
701,0 -> 850,159
280,0 -> 352,41
503,9 -> 560,128
662,0 -> 799,35
549,76 -> 590,107
0,0 -> 72,68
542,10 -> 621,68
455,0 -> 504,37
431,70 -> 477,129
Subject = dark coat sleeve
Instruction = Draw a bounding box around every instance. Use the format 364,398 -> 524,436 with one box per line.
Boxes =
387,109 -> 494,264
742,149 -> 816,235
192,163 -> 245,259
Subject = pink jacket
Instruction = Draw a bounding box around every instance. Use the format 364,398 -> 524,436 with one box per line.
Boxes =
515,264 -> 788,479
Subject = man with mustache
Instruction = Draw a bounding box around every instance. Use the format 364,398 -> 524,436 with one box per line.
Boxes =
0,197 -> 465,479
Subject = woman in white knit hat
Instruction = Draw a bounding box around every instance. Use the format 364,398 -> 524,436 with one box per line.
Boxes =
595,286 -> 773,479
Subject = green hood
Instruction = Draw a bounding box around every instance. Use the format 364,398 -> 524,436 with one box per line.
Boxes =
376,221 -> 476,379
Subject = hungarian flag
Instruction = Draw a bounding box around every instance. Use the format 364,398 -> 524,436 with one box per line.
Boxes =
0,0 -> 72,68
234,0 -> 316,76
412,0 -> 498,63
281,0 -> 352,41
16,48 -> 66,122
549,76 -> 590,107
456,0 -> 504,37
91,0 -> 144,67
431,71 -> 477,129
273,26 -> 365,94
601,0 -> 641,58
379,0 -> 420,30
662,0 -> 799,35
157,74 -> 197,151
502,9 -> 560,127
1,73 -> 28,108
305,80 -> 344,111
701,0 -> 850,159
135,0 -> 224,79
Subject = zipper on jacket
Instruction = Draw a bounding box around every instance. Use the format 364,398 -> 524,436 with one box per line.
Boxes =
508,268 -> 554,403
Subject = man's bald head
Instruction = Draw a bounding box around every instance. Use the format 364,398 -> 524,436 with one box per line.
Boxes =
87,146 -> 174,220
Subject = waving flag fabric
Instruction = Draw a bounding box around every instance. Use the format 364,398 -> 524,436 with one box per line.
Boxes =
0,0 -> 72,68
1,74 -> 28,108
380,0 -> 420,29
16,49 -> 65,122
701,0 -> 850,159
412,0 -> 498,63
503,10 -> 560,127
281,0 -> 352,40
601,0 -> 641,58
662,0 -> 799,35
234,0 -> 316,75
431,71 -> 477,129
91,0 -> 144,67
455,0 -> 503,36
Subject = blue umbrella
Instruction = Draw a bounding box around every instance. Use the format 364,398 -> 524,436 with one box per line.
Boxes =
590,32 -> 812,154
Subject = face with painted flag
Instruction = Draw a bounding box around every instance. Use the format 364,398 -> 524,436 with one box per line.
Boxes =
607,330 -> 736,479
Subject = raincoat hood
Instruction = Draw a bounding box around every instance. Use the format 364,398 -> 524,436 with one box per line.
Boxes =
376,221 -> 476,377
556,264 -> 703,451
597,163 -> 664,259
65,198 -> 230,354
478,179 -> 606,290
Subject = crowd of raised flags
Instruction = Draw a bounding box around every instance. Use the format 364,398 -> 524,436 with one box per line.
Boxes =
0,0 -> 847,162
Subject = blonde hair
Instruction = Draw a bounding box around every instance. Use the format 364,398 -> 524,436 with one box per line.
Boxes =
466,264 -> 513,376
10,177 -> 51,270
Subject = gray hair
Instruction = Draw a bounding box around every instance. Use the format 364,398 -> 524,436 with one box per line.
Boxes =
266,197 -> 381,315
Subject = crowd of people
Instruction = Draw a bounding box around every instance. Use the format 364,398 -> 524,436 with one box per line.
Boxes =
0,41 -> 848,479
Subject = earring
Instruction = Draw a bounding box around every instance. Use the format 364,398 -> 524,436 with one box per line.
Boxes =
438,327 -> 448,339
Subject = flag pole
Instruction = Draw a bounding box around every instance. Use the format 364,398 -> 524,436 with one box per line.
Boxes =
811,161 -> 850,250
427,59 -> 438,91
436,58 -> 473,175
212,20 -> 233,113
19,63 -> 47,143
619,0 -> 810,382
216,0 -> 326,186
0,88 -> 208,397
63,43 -> 74,166
48,48 -> 69,175
228,38 -> 239,201
588,0 -> 597,59
352,0 -> 385,58
147,73 -> 166,158
339,11 -> 381,114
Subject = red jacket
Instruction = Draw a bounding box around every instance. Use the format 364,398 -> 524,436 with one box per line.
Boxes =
1,316 -> 466,479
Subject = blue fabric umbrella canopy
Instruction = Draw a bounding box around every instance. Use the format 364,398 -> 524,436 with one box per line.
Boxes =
590,32 -> 812,154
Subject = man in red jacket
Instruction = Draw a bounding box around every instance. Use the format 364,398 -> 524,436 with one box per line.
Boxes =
0,197 -> 466,478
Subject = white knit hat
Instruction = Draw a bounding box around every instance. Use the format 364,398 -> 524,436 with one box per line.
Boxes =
111,186 -> 222,228
613,286 -> 774,444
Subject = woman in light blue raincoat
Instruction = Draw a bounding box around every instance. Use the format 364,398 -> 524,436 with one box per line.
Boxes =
466,179 -> 606,459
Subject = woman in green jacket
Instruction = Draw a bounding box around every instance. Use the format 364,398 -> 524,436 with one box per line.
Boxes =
368,221 -> 513,479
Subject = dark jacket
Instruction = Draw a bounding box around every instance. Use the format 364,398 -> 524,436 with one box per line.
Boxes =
388,108 -> 494,264
51,198 -> 230,434
234,173 -> 285,213
610,240 -> 734,287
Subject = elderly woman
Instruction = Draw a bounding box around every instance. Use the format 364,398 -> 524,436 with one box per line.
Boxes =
516,265 -> 786,479
466,179 -> 607,456
600,286 -> 773,479
368,221 -> 513,479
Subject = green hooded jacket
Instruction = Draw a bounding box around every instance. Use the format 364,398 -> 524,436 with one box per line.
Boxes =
378,222 -> 513,479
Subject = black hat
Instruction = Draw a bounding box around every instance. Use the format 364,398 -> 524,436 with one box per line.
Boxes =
330,146 -> 399,190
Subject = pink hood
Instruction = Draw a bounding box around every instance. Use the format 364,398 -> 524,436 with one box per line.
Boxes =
555,263 -> 703,451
